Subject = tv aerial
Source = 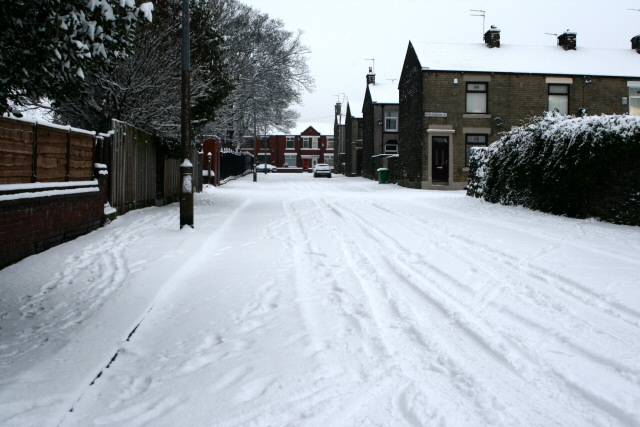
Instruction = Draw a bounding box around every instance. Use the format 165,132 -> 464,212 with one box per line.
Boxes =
470,9 -> 487,34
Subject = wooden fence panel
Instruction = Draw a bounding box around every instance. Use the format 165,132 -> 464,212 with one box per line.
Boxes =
0,119 -> 33,183
109,119 -> 170,213
68,133 -> 95,180
0,117 -> 96,184
36,127 -> 67,181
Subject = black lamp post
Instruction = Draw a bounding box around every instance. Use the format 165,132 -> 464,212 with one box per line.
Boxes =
179,0 -> 193,228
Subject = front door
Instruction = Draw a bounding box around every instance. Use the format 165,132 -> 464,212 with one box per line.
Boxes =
432,136 -> 449,183
302,158 -> 311,170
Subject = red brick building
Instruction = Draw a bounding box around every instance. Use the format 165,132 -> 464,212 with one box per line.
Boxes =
240,125 -> 335,171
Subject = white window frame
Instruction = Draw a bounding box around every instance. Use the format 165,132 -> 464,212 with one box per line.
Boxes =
326,136 -> 334,149
384,111 -> 399,132
466,82 -> 488,114
548,84 -> 570,115
302,137 -> 312,149
286,136 -> 295,149
284,153 -> 297,167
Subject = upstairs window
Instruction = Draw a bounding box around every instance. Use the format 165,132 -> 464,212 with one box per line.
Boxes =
326,136 -> 334,149
548,84 -> 570,115
384,111 -> 399,132
630,86 -> 640,116
286,136 -> 295,149
465,134 -> 488,166
466,82 -> 488,114
302,137 -> 312,149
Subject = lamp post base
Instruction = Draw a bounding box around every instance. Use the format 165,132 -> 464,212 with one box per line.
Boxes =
180,159 -> 194,229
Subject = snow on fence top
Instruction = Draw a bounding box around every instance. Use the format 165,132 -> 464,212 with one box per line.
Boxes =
3,114 -> 98,136
412,42 -> 640,77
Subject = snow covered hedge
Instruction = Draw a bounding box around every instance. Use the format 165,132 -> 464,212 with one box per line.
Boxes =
467,113 -> 640,225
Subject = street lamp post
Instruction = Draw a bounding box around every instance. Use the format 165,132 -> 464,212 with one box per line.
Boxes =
179,0 -> 193,228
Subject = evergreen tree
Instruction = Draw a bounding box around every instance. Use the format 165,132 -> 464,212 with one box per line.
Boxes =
0,0 -> 153,115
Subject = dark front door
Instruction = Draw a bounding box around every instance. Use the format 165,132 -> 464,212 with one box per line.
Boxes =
432,136 -> 449,183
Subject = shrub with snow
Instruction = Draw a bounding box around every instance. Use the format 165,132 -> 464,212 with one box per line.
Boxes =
467,113 -> 640,225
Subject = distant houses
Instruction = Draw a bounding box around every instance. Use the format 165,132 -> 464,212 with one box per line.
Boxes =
239,125 -> 334,171
335,27 -> 640,189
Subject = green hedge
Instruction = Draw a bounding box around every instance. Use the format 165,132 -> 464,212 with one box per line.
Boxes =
467,114 -> 640,225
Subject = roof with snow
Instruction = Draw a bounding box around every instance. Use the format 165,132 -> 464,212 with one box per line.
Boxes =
290,122 -> 334,136
412,42 -> 640,77
368,81 -> 399,104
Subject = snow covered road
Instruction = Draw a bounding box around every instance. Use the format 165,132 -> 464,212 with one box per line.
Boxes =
1,173 -> 640,426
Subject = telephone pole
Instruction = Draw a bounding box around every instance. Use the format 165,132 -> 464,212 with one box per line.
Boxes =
180,0 -> 194,228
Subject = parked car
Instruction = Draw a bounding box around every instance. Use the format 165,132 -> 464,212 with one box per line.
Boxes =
256,164 -> 277,173
313,163 -> 332,178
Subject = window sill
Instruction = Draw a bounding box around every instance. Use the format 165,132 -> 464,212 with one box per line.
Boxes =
463,113 -> 491,119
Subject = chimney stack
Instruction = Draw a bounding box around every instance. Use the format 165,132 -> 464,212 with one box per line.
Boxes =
558,30 -> 577,50
366,67 -> 376,85
632,35 -> 640,53
484,25 -> 501,48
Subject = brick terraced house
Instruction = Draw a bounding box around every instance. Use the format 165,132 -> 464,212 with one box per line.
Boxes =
398,27 -> 640,189
362,68 -> 400,180
239,125 -> 334,171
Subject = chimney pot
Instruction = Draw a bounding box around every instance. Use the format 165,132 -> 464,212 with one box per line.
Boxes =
558,30 -> 577,50
632,35 -> 640,53
366,67 -> 376,85
484,25 -> 501,48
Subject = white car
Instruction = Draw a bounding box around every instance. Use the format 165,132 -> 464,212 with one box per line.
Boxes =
313,163 -> 332,178
256,164 -> 277,173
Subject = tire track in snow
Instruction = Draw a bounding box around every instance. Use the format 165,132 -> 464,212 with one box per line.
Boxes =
334,198 -> 640,425
312,198 -> 503,425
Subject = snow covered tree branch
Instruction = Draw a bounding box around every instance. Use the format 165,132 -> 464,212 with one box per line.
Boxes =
0,0 -> 153,116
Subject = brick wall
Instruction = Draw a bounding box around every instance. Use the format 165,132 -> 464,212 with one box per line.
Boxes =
0,183 -> 104,269
420,71 -> 633,186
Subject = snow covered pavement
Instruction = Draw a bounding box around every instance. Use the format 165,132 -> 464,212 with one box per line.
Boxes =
1,173 -> 640,426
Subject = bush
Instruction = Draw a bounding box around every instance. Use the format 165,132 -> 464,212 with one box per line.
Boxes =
467,113 -> 640,225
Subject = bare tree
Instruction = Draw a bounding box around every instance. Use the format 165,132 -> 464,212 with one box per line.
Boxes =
202,0 -> 314,146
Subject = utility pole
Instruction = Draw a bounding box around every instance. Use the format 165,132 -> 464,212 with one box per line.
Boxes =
179,0 -> 194,228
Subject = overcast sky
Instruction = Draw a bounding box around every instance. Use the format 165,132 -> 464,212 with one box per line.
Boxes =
241,0 -> 639,133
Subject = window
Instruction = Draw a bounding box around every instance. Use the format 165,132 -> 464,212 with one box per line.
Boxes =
630,87 -> 640,116
326,136 -> 334,149
384,111 -> 399,132
302,137 -> 312,149
284,153 -> 297,167
286,136 -> 295,149
324,154 -> 334,166
465,134 -> 488,166
466,82 -> 488,114
384,141 -> 398,153
548,84 -> 569,115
